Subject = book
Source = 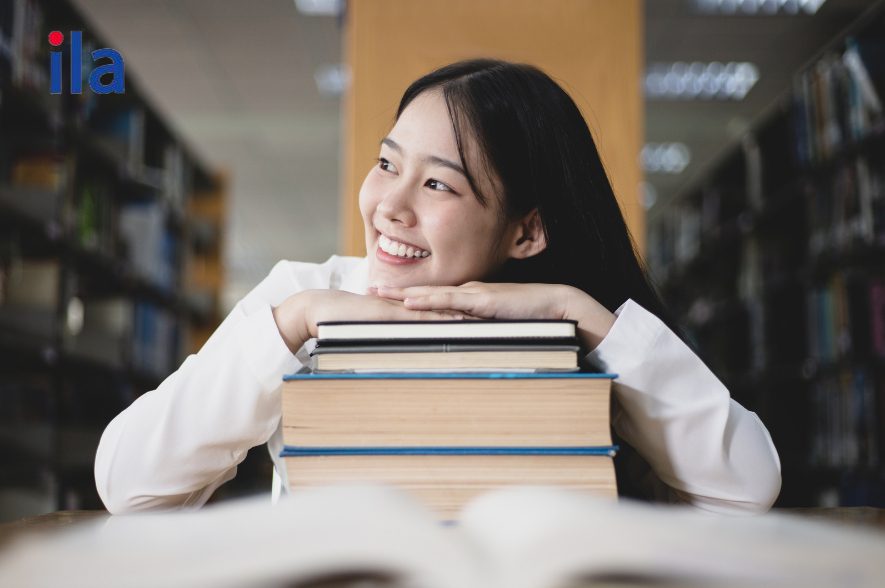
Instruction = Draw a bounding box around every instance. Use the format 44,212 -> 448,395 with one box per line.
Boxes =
281,372 -> 616,519
282,453 -> 616,520
4,485 -> 885,588
309,342 -> 581,372
281,372 -> 614,448
316,318 -> 577,342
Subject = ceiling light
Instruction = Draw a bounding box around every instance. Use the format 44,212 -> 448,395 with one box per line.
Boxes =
645,62 -> 759,100
314,63 -> 350,97
294,0 -> 344,16
694,0 -> 826,15
641,143 -> 692,174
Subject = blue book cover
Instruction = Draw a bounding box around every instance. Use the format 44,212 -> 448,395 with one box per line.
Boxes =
281,446 -> 619,458
283,371 -> 618,381
281,371 -> 618,459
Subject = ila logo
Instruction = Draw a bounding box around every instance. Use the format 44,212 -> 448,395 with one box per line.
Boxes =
49,31 -> 125,95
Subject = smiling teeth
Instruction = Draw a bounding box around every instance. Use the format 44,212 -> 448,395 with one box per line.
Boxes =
379,234 -> 430,258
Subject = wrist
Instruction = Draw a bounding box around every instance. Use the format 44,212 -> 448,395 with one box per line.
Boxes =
272,291 -> 314,354
563,286 -> 617,351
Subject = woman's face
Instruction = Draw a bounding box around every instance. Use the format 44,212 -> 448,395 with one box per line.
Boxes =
360,90 -> 514,290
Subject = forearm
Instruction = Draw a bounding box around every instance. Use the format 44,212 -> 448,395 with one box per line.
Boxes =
561,286 -> 617,351
95,301 -> 302,514
586,299 -> 782,514
272,291 -> 314,354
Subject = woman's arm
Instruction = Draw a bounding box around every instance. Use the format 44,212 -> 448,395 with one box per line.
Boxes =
581,298 -> 782,514
95,261 -> 460,514
94,260 -> 306,514
379,282 -> 782,513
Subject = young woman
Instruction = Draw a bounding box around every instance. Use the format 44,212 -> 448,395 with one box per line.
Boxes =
95,59 -> 781,515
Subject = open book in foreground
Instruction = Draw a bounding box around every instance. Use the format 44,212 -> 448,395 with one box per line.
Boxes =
3,485 -> 885,588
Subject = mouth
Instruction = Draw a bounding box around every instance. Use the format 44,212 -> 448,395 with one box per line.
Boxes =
376,232 -> 431,259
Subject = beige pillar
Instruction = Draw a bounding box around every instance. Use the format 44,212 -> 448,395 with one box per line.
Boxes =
342,0 -> 644,256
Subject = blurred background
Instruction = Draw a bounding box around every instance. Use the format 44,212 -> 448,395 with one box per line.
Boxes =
1,0 -> 883,521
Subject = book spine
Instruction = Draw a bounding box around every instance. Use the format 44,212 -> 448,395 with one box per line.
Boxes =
280,446 -> 619,457
284,371 -> 618,381
871,280 -> 885,358
843,40 -> 883,118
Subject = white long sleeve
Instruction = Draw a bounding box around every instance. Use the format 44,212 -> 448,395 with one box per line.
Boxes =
94,256 -> 366,514
96,255 -> 781,516
585,299 -> 782,514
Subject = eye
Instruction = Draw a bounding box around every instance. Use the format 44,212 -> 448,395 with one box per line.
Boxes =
425,178 -> 454,193
376,157 -> 397,174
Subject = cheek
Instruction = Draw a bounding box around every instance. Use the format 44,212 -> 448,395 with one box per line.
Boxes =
423,206 -> 499,259
358,172 -> 380,222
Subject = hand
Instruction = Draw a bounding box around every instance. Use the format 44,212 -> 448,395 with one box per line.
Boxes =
272,289 -> 465,354
375,282 -> 617,350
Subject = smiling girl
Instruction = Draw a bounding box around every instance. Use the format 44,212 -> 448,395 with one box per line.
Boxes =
95,59 -> 781,515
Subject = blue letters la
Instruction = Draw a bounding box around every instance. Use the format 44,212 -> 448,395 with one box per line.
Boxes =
89,48 -> 125,94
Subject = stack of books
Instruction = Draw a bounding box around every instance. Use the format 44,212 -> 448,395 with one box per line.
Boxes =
280,319 -> 618,519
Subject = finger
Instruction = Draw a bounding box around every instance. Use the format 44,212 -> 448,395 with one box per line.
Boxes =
403,291 -> 483,315
379,300 -> 464,322
439,312 -> 467,320
376,285 -> 459,301
407,309 -> 467,321
373,286 -> 407,301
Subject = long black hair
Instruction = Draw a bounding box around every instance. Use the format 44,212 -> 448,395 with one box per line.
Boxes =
395,58 -> 684,339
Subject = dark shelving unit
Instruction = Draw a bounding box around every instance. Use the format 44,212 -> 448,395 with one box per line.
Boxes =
0,0 -> 225,519
647,1 -> 885,508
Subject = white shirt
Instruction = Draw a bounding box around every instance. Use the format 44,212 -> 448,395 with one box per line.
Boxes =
94,255 -> 781,515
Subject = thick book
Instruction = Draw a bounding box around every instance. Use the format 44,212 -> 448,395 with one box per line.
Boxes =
315,318 -> 577,342
281,372 -> 615,447
309,343 -> 581,372
282,452 -> 616,520
281,371 -> 616,518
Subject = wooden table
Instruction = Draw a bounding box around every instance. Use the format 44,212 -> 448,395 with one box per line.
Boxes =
0,510 -> 107,549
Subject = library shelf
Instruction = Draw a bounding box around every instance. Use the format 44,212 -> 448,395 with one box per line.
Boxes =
647,1 -> 885,507
0,0 -> 227,516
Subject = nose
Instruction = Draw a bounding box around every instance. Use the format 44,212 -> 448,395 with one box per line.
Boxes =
376,180 -> 417,227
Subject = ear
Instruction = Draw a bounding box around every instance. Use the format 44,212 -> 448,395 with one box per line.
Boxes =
506,208 -> 547,259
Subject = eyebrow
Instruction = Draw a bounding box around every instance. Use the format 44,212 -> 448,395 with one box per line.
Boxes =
380,137 -> 466,178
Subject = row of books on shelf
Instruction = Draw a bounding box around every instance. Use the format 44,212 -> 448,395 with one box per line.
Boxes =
792,36 -> 885,167
283,319 -> 616,520
809,367 -> 882,470
648,150 -> 885,280
1,0 -> 183,186
62,296 -> 179,378
4,110 -> 190,207
675,268 -> 884,374
0,258 -> 179,377
0,179 -> 182,291
648,28 -> 885,277
806,154 -> 885,256
0,0 -> 47,93
806,271 -> 885,362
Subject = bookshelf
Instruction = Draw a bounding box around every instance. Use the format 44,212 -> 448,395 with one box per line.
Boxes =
0,0 -> 225,518
647,1 -> 885,507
